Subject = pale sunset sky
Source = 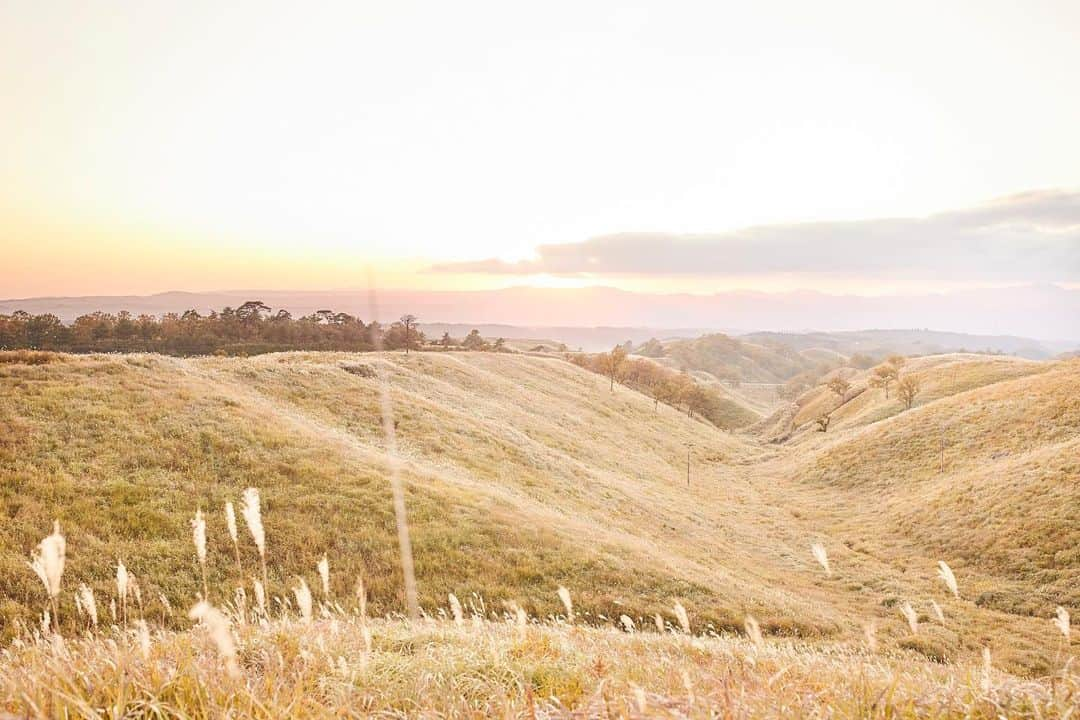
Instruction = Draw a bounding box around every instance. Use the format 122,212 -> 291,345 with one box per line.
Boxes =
1,1 -> 1079,298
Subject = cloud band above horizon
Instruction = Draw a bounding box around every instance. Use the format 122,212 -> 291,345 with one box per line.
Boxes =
431,190 -> 1080,284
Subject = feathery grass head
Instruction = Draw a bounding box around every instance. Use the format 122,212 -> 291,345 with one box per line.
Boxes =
673,601 -> 690,635
863,621 -> 878,652
317,555 -> 330,598
654,613 -> 665,634
900,602 -> 919,634
1053,606 -> 1070,640
810,543 -> 831,576
293,578 -> 313,623
744,615 -> 764,648
28,521 -> 65,599
191,509 -> 207,564
116,560 -> 129,604
620,614 -> 635,633
240,488 -> 265,557
77,584 -> 98,628
188,601 -> 240,678
937,561 -> 959,599
930,599 -> 945,624
557,586 -> 573,623
448,593 -> 463,626
253,579 -> 266,615
225,502 -> 238,544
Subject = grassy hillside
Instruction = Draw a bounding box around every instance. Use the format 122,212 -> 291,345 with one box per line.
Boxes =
788,359 -> 1080,614
0,350 -> 1075,684
741,329 -> 1068,360
659,333 -> 819,383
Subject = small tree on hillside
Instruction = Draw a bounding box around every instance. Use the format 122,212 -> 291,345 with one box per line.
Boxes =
868,363 -> 899,398
440,332 -> 452,348
897,374 -> 921,409
827,376 -> 852,404
600,345 -> 628,392
887,354 -> 907,369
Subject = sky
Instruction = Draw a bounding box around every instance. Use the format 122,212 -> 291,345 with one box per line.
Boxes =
2,0 -> 1079,299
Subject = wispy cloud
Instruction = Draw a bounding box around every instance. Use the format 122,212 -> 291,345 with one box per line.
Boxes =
431,190 -> 1080,283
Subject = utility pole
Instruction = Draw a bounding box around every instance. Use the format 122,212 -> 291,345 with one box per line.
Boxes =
939,424 -> 945,474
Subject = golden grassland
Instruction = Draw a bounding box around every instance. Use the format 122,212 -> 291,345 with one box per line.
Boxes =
3,609 -> 1076,719
0,349 -> 1077,716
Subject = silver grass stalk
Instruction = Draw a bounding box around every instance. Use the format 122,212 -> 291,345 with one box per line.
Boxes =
191,509 -> 208,600
937,561 -> 959,599
810,543 -> 831,576
557,586 -> 574,623
317,555 -> 330,599
673,601 -> 690,635
900,602 -> 919,634
77,583 -> 98,628
655,613 -> 665,634
253,579 -> 267,617
293,578 -> 313,624
189,601 -> 240,678
930,599 -> 945,624
116,560 -> 129,626
744,615 -> 764,648
448,593 -> 463,626
1053,606 -> 1070,640
863,621 -> 878,652
241,488 -> 268,591
27,521 -> 65,630
620,614 -> 635,633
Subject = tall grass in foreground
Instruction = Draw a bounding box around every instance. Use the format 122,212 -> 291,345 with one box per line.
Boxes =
10,488 -> 1077,718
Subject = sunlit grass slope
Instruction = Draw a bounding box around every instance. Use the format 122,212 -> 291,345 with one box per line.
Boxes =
792,359 -> 1080,613
0,351 -> 1075,677
0,351 -> 770,639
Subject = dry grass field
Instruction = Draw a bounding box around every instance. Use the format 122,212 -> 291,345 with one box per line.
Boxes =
0,349 -> 1076,716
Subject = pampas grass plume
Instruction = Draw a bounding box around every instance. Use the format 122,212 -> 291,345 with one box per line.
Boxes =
673,601 -> 690,634
293,578 -> 313,624
744,615 -> 764,648
317,555 -> 330,598
1053,606 -> 1070,640
448,593 -> 463,626
189,601 -> 240,678
937,561 -> 959,599
900,602 -> 919,634
557,586 -> 573,623
810,543 -> 831,576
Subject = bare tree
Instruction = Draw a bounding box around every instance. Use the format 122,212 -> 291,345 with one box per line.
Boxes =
897,374 -> 921,409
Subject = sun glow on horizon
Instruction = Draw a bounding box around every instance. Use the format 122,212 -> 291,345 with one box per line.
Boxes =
2,2 -> 1080,300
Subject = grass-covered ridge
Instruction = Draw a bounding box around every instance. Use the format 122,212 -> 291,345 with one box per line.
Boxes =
1,350 -> 1076,686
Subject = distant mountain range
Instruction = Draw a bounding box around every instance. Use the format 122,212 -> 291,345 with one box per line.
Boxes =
1,284 -> 1076,351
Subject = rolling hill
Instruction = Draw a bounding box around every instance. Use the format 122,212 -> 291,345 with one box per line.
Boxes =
0,349 -> 1076,677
